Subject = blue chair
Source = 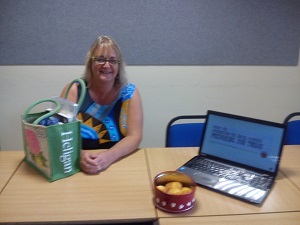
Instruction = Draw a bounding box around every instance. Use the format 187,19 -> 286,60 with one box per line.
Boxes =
283,112 -> 300,145
165,115 -> 206,147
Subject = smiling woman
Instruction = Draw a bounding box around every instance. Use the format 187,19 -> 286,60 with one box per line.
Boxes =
84,36 -> 127,89
60,35 -> 143,174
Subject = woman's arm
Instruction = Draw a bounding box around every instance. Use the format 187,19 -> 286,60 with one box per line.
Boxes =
108,87 -> 143,159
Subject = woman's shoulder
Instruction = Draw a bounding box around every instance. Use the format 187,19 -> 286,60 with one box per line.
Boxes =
123,82 -> 136,91
120,83 -> 136,101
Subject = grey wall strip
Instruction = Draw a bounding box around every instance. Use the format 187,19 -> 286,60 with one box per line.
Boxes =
0,0 -> 299,65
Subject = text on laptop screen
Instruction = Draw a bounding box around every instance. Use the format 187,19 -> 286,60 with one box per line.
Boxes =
201,114 -> 285,173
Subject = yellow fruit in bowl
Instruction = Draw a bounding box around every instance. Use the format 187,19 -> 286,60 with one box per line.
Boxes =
180,187 -> 192,194
156,185 -> 168,193
167,188 -> 182,195
165,181 -> 182,189
156,181 -> 193,195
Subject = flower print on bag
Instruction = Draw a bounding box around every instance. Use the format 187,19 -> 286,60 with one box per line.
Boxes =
25,129 -> 47,168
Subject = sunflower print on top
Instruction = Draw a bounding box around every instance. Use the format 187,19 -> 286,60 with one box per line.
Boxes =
78,83 -> 136,150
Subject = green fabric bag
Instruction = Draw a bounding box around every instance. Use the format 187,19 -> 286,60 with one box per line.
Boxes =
21,79 -> 86,182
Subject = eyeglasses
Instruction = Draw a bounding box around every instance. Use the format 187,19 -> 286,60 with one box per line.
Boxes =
91,57 -> 120,65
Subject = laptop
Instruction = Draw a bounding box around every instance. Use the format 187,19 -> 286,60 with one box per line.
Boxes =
177,110 -> 286,205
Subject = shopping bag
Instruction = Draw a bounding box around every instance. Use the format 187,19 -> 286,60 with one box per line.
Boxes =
21,78 -> 86,182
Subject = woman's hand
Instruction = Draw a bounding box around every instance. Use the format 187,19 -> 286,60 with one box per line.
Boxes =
80,150 -> 114,174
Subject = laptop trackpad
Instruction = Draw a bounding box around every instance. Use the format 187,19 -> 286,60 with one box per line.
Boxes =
177,166 -> 219,187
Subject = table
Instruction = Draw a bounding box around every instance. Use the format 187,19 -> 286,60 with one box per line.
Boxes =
0,151 -> 24,193
1,146 -> 300,224
280,145 -> 300,189
159,212 -> 300,225
0,149 -> 156,224
145,147 -> 300,222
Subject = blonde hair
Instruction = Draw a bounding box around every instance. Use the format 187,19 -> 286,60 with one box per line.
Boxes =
83,35 -> 127,88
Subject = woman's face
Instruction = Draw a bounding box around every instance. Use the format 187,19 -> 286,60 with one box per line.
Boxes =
91,45 -> 119,84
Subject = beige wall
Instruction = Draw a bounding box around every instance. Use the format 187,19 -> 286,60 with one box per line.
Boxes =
1,60 -> 300,150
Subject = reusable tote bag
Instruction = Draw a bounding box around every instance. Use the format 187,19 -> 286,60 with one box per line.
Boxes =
21,79 -> 86,182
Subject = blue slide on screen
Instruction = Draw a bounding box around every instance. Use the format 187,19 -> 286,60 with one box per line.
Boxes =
201,115 -> 284,173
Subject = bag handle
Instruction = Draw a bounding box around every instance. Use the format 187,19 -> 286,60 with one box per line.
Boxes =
23,99 -> 62,125
23,79 -> 86,125
63,78 -> 86,110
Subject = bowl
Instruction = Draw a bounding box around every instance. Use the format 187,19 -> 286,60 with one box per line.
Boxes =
153,171 -> 196,213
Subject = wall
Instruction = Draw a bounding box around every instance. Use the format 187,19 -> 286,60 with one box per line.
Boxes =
1,0 -> 299,65
1,1 -> 300,150
1,60 -> 300,150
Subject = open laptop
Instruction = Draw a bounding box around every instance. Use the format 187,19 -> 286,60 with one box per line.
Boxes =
177,110 -> 286,205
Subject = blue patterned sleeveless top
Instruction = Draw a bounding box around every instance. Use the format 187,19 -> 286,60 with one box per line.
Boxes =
77,83 -> 136,149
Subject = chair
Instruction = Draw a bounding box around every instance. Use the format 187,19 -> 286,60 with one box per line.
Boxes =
283,112 -> 300,145
165,115 -> 206,147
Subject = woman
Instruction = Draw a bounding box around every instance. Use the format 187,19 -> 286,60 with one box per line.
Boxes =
60,36 -> 143,174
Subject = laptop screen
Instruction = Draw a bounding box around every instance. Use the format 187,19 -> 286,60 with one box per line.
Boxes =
200,111 -> 285,173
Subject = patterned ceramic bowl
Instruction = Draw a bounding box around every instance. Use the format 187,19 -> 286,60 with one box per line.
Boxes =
153,171 -> 196,213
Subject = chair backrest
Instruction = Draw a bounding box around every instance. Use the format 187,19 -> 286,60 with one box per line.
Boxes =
165,115 -> 206,147
283,112 -> 300,145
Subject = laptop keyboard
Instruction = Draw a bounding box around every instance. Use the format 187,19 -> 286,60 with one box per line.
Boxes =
186,157 -> 273,190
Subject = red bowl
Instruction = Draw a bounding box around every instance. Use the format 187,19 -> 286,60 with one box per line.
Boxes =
153,171 -> 196,213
